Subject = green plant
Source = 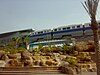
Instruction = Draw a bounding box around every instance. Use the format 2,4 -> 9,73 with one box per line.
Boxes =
32,48 -> 40,53
62,45 -> 74,54
23,35 -> 29,49
65,58 -> 77,66
38,43 -> 43,50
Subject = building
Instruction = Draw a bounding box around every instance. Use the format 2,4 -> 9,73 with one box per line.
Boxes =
0,29 -> 34,44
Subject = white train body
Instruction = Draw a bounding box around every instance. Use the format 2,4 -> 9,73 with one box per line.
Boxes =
52,24 -> 84,39
30,29 -> 52,42
30,21 -> 100,42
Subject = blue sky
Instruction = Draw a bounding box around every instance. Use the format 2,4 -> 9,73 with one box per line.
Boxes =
0,0 -> 100,33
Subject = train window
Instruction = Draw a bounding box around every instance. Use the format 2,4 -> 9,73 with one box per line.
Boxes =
67,27 -> 70,29
40,31 -> 43,33
58,28 -> 61,31
44,31 -> 46,33
72,26 -> 75,29
47,30 -> 50,32
33,32 -> 35,34
35,32 -> 37,34
77,25 -> 80,28
38,32 -> 41,34
63,28 -> 66,30
54,29 -> 57,31
32,33 -> 35,35
47,30 -> 48,32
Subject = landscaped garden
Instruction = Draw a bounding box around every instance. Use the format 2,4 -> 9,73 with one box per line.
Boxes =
0,39 -> 97,74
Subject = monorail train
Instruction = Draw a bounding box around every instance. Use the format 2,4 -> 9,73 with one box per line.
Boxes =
30,21 -> 100,42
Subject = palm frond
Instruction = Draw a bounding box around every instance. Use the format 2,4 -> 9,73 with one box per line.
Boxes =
81,2 -> 91,17
82,0 -> 99,19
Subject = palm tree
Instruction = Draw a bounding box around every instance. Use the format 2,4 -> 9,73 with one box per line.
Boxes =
12,36 -> 22,48
23,35 -> 29,49
82,0 -> 100,75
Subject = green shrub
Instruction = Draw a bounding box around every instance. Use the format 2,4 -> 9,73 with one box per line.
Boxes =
65,58 -> 77,65
2,47 -> 26,54
40,47 -> 53,53
32,48 -> 40,53
62,45 -> 74,54
38,44 -> 43,50
74,42 -> 95,52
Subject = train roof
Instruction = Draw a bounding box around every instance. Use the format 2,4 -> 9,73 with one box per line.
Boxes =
53,24 -> 82,29
34,29 -> 52,32
0,29 -> 33,38
32,20 -> 100,32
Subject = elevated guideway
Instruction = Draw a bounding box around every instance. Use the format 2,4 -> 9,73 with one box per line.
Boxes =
29,39 -> 74,49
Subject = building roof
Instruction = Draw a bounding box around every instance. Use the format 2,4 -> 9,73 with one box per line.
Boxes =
0,29 -> 33,38
0,32 -> 16,38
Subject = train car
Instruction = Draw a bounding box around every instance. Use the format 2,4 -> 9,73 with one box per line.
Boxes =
83,23 -> 93,36
30,20 -> 100,42
84,21 -> 100,36
52,24 -> 84,39
70,24 -> 84,37
30,29 -> 52,42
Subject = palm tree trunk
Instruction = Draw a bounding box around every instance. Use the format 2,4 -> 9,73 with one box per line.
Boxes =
91,20 -> 100,75
82,0 -> 100,74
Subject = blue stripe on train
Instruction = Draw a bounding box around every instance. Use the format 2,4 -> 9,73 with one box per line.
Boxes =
31,27 -> 92,37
